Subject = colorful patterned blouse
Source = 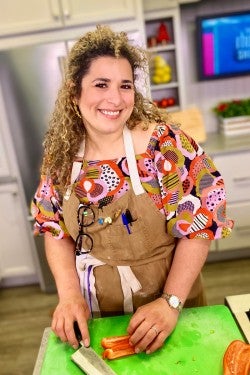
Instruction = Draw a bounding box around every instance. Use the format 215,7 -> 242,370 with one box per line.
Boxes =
31,123 -> 233,240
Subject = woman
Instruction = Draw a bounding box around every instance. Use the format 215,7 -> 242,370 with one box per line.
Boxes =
31,25 -> 233,355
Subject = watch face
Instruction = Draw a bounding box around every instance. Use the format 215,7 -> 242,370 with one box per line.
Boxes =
169,295 -> 179,308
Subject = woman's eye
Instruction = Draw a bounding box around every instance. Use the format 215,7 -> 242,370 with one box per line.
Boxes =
121,84 -> 133,90
95,83 -> 107,88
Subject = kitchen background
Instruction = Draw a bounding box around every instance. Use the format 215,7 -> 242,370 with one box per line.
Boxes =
180,0 -> 250,133
0,0 -> 249,292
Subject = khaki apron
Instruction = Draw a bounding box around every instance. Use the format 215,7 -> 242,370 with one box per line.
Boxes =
63,127 -> 206,317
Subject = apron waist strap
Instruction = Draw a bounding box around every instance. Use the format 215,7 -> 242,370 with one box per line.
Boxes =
76,255 -> 142,316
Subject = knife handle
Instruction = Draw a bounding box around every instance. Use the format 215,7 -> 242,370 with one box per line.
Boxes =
74,321 -> 82,342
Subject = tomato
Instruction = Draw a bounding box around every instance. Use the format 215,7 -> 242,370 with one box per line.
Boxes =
223,340 -> 250,375
167,97 -> 175,106
160,98 -> 168,108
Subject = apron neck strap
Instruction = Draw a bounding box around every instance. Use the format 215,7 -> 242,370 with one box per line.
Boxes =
123,126 -> 144,195
69,140 -> 85,185
77,140 -> 85,158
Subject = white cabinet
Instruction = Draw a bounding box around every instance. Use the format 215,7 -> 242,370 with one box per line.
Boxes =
213,151 -> 250,252
62,0 -> 138,27
213,152 -> 250,204
217,202 -> 250,251
0,0 -> 139,36
0,1 -> 62,35
143,0 -> 178,11
143,7 -> 185,111
143,0 -> 200,12
0,183 -> 36,281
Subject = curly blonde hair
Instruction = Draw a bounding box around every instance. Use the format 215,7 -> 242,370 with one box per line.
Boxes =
41,25 -> 168,190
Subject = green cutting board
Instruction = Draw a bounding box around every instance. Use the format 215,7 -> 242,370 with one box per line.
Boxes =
40,305 -> 244,375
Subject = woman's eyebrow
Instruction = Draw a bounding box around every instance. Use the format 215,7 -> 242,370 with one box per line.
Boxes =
92,78 -> 133,84
93,78 -> 110,82
122,79 -> 134,84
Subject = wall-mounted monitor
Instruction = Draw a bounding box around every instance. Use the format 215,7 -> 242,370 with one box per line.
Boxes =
196,10 -> 250,80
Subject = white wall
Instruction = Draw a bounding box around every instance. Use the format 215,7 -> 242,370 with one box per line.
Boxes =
180,0 -> 250,133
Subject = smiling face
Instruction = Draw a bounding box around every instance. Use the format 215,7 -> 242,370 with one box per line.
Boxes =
77,56 -> 135,137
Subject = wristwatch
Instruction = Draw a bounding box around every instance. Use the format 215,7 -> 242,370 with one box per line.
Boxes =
161,293 -> 183,312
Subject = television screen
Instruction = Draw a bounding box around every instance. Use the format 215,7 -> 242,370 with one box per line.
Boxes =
196,10 -> 250,80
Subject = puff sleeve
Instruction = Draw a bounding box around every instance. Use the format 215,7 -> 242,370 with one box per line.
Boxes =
31,175 -> 70,239
153,124 -> 234,240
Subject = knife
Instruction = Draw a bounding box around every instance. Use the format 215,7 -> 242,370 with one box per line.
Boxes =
71,344 -> 117,375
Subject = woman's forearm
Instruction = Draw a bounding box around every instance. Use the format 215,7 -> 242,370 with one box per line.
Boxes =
44,233 -> 81,300
163,238 -> 211,304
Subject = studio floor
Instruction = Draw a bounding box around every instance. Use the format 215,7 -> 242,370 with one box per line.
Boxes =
0,257 -> 250,375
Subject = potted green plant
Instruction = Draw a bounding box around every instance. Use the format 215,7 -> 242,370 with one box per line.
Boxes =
213,98 -> 250,136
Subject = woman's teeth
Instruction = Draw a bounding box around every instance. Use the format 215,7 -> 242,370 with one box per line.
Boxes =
101,110 -> 120,116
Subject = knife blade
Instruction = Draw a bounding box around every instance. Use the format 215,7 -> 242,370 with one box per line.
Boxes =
71,345 -> 117,375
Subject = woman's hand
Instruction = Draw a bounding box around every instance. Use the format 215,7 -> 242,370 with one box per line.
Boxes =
44,234 -> 91,349
51,293 -> 91,349
127,297 -> 179,354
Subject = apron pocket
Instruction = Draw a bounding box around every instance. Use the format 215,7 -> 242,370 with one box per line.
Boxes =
101,216 -> 153,262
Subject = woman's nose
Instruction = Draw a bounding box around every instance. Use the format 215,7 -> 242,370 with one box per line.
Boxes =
107,87 -> 123,106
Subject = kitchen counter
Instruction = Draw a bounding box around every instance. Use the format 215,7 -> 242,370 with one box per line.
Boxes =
202,132 -> 250,156
225,293 -> 250,343
33,305 -> 244,375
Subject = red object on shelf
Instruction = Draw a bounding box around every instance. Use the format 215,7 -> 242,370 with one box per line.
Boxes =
167,97 -> 175,106
159,97 -> 176,108
160,98 -> 169,108
157,23 -> 170,44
